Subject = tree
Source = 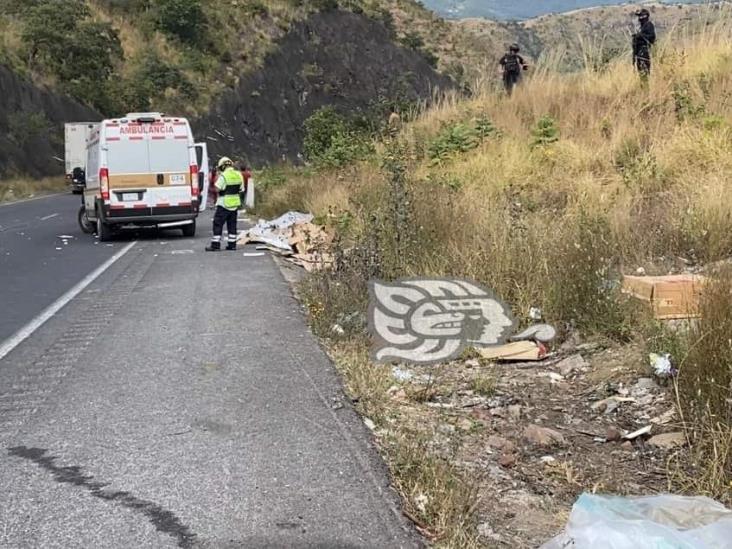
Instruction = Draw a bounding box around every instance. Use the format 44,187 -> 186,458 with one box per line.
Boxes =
154,0 -> 203,44
20,0 -> 122,112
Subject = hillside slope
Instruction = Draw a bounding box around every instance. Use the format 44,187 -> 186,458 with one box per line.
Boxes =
0,65 -> 98,177
197,10 -> 453,164
256,17 -> 732,547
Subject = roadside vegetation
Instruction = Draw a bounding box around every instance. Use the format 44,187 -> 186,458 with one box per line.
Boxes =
259,15 -> 732,546
0,0 -> 446,116
0,177 -> 67,203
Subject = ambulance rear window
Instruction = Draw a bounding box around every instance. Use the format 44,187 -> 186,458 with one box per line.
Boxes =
107,140 -> 150,174
149,139 -> 190,173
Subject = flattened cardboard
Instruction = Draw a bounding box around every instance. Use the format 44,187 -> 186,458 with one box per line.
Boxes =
477,341 -> 545,362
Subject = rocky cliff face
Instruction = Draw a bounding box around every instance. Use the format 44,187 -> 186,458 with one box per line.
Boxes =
0,65 -> 100,178
196,10 -> 454,165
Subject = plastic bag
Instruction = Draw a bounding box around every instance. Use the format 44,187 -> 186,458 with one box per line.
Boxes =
542,494 -> 732,549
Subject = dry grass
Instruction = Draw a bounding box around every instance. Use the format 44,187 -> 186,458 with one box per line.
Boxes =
670,267 -> 732,505
328,342 -> 480,547
258,18 -> 732,543
0,177 -> 67,203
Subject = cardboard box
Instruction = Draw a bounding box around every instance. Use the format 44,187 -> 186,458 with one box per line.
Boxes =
622,274 -> 705,319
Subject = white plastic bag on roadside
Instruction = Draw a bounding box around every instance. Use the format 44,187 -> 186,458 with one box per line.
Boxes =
542,493 -> 732,549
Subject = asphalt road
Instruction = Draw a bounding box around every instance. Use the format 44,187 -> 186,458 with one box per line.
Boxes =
0,200 -> 419,548
0,194 -> 126,343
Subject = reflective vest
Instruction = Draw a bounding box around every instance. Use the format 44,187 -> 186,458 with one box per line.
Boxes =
216,167 -> 244,210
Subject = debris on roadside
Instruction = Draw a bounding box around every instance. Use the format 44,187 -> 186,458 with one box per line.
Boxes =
649,352 -> 676,378
542,493 -> 732,549
239,211 -> 334,271
477,341 -> 548,361
622,425 -> 652,440
622,274 -> 705,319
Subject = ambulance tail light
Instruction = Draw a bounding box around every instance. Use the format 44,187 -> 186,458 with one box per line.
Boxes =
190,164 -> 199,197
100,168 -> 110,201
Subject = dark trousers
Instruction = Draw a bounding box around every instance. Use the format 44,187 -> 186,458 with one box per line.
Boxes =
212,206 -> 238,244
634,54 -> 651,76
503,71 -> 521,95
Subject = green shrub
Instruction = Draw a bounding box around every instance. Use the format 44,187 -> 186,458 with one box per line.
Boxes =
20,1 -> 122,111
427,116 -> 495,164
303,106 -> 373,168
531,114 -> 560,147
154,0 -> 203,44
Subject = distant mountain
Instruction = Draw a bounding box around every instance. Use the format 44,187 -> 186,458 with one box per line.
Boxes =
421,0 -> 698,20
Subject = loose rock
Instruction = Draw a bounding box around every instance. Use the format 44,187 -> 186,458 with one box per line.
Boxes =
556,354 -> 587,377
499,453 -> 518,467
648,432 -> 685,449
523,424 -> 566,447
605,426 -> 623,442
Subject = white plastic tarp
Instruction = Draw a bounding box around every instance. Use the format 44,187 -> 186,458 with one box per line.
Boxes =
542,494 -> 732,549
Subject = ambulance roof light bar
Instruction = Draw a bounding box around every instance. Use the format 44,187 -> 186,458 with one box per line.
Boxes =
125,112 -> 166,123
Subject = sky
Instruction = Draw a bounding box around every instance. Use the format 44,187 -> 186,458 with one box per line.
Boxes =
420,1 -> 698,20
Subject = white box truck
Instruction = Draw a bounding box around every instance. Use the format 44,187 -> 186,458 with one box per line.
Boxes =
65,122 -> 97,193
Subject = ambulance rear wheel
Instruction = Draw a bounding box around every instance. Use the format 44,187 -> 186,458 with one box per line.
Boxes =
78,206 -> 95,234
181,220 -> 196,238
97,217 -> 113,242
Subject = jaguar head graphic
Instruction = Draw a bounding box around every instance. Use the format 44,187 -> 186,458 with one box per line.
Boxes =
368,279 -> 517,364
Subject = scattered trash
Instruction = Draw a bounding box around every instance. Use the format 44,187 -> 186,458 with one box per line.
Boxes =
623,425 -> 652,441
540,455 -> 556,464
622,274 -> 705,319
649,353 -> 675,378
363,418 -> 376,431
541,493 -> 732,549
330,324 -> 345,336
478,341 -> 548,362
391,366 -> 414,382
242,252 -> 266,257
414,493 -> 429,514
240,211 -> 334,271
511,323 -> 557,343
529,307 -> 543,320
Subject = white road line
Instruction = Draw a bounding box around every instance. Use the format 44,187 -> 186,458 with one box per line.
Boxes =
0,193 -> 66,208
40,213 -> 59,221
0,241 -> 137,362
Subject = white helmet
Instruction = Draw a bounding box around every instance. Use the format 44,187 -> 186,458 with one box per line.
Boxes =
217,156 -> 233,170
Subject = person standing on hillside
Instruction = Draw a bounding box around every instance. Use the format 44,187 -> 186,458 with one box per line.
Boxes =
205,157 -> 245,252
632,8 -> 656,79
499,44 -> 529,96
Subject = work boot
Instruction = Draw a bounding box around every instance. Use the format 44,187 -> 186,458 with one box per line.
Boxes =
226,243 -> 237,251
205,241 -> 221,252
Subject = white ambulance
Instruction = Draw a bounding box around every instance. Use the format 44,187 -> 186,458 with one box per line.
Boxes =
78,112 -> 209,241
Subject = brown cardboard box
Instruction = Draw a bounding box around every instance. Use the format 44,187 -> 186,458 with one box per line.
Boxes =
622,274 -> 705,319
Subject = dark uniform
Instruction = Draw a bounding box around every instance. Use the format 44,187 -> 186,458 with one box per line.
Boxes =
633,9 -> 656,77
500,45 -> 528,96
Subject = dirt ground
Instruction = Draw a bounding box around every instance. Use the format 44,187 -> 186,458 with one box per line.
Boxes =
276,259 -> 685,548
383,341 -> 683,547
